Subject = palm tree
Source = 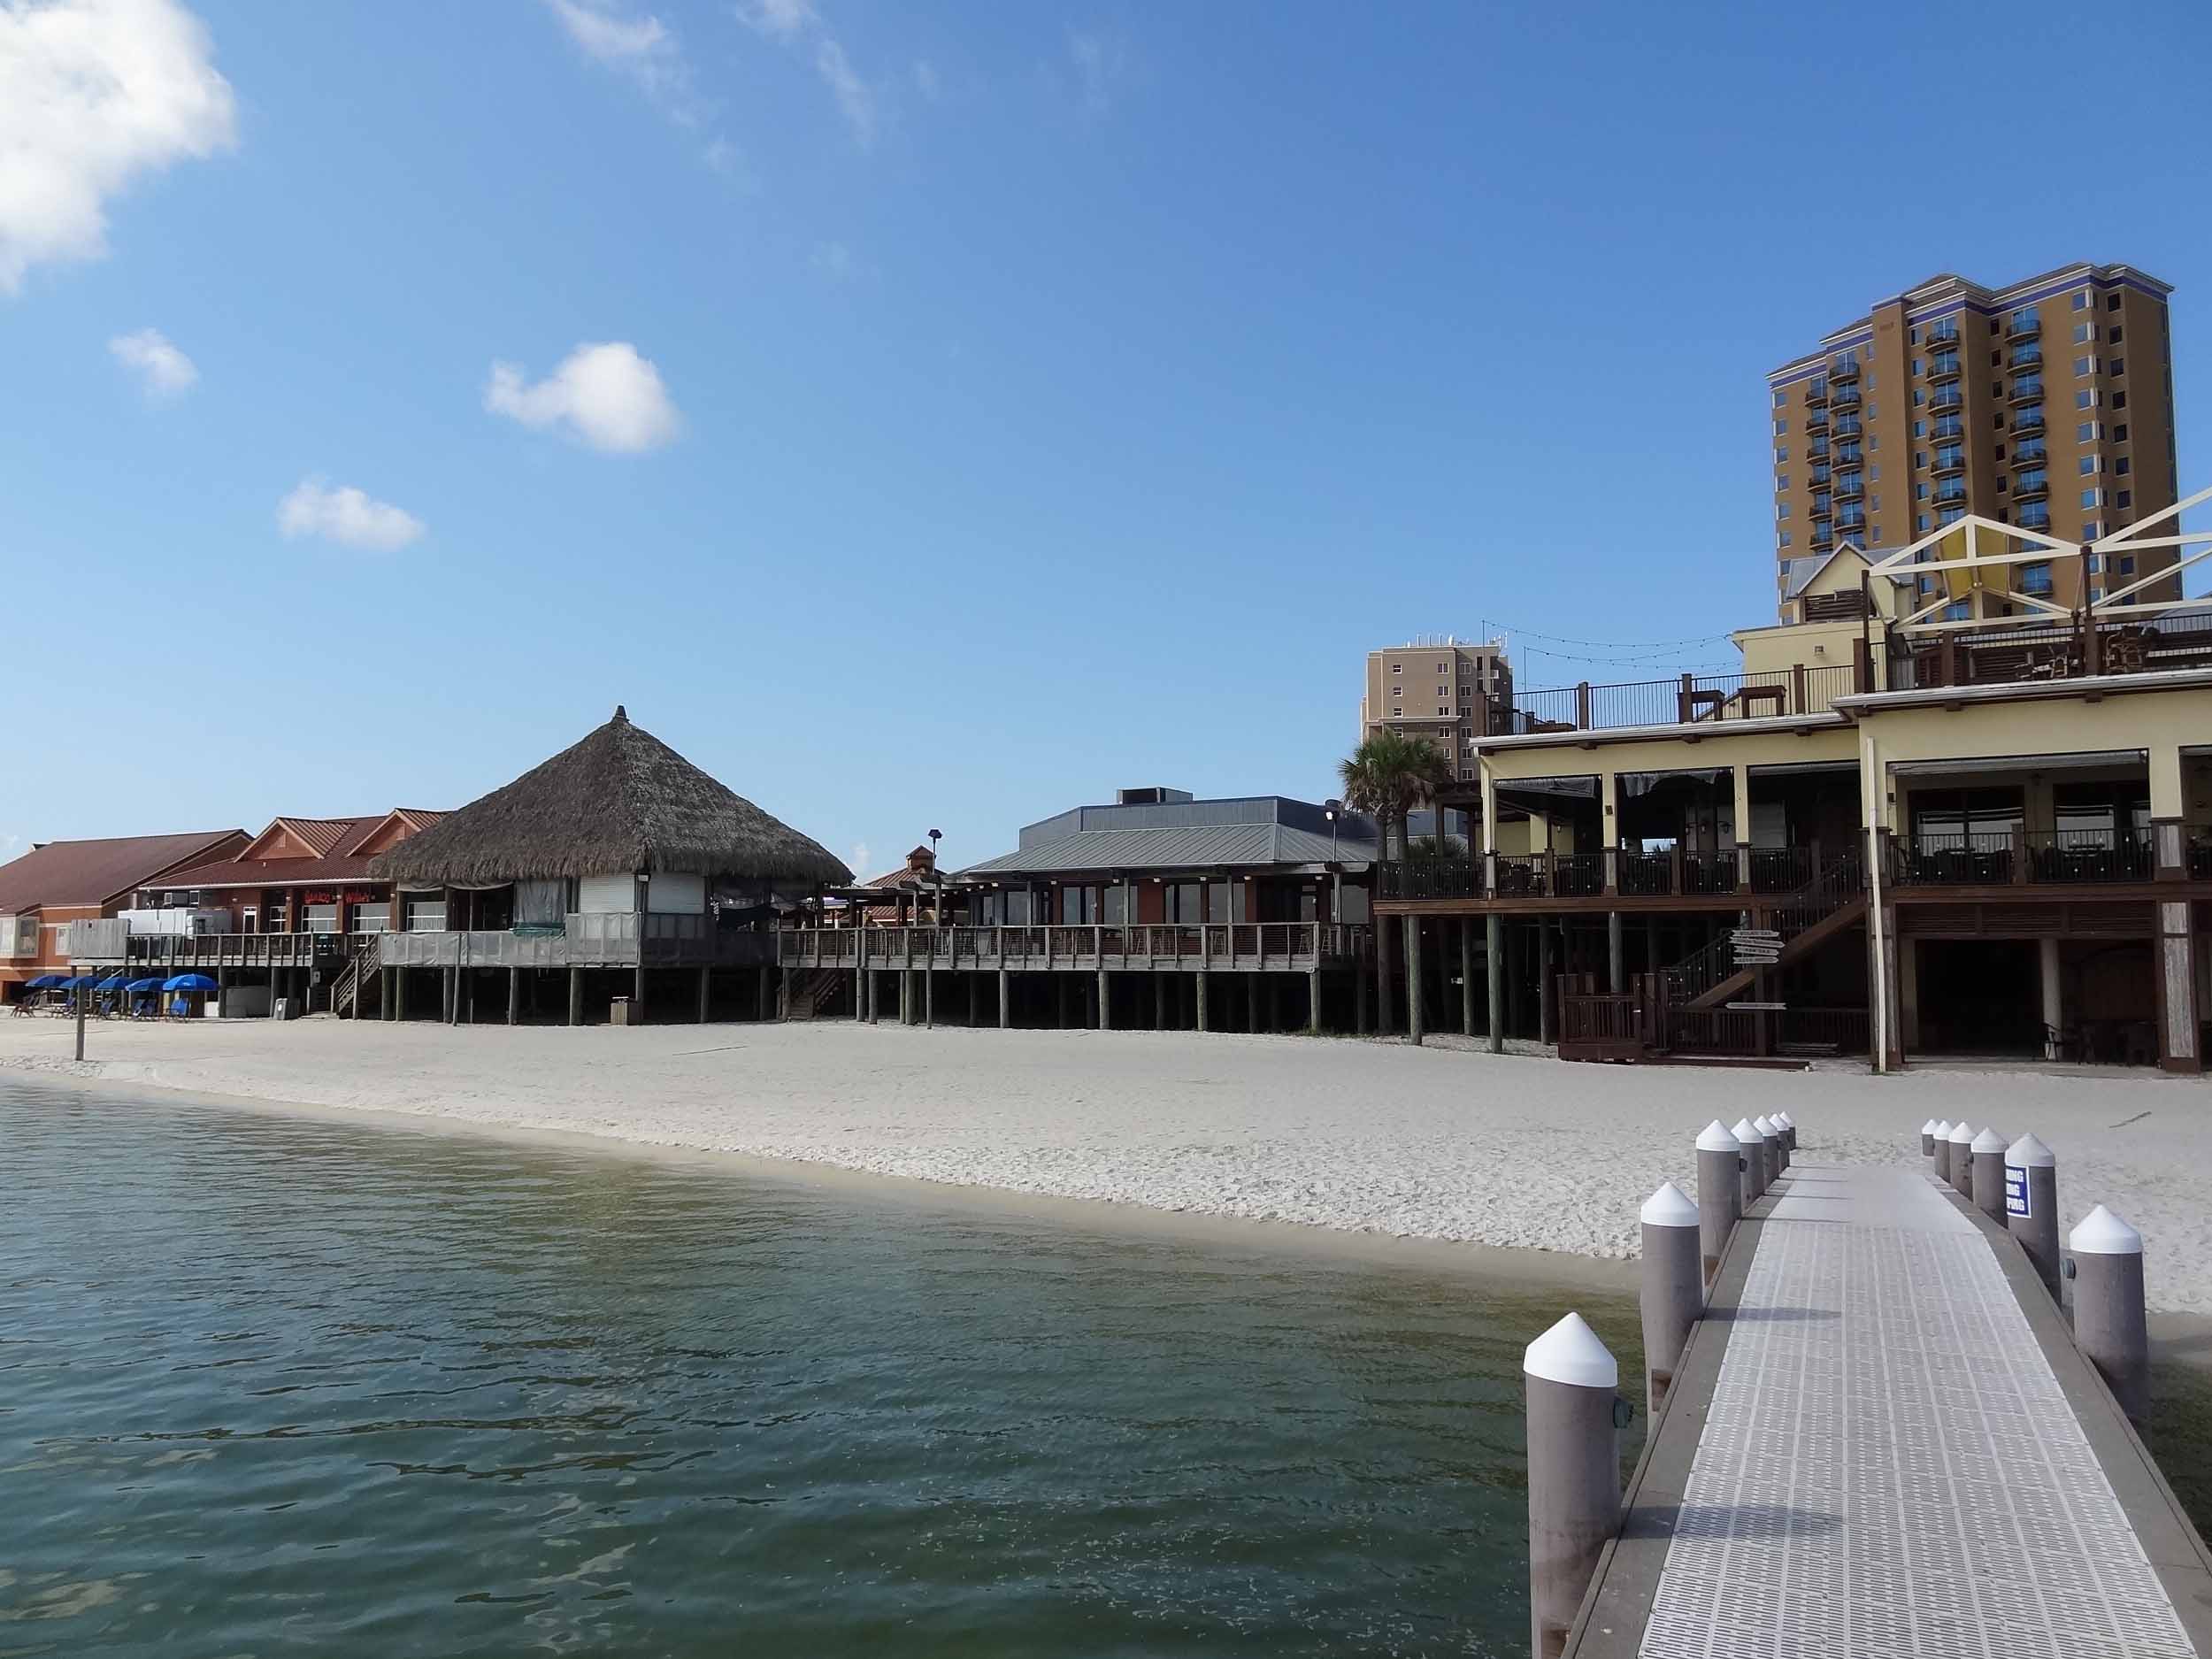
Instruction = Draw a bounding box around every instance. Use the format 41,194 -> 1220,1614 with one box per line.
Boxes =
1339,731 -> 1456,858
1405,833 -> 1468,860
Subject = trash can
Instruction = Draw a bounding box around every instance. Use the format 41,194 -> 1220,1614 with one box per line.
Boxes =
610,995 -> 635,1027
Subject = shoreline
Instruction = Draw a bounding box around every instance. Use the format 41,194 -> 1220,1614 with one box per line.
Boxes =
6,1056 -> 1644,1298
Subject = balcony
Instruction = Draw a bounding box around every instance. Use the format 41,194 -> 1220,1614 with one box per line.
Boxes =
1928,416 -> 1965,443
1804,380 -> 1829,406
1830,356 -> 1862,382
2008,377 -> 2045,404
1805,407 -> 1830,432
1927,386 -> 1963,413
1831,417 -> 1863,440
2008,343 -> 2043,373
1924,321 -> 1961,348
1836,514 -> 1869,537
2012,409 -> 2046,437
1932,485 -> 1968,510
1833,443 -> 1863,466
1834,477 -> 1864,502
2012,440 -> 2047,466
1806,442 -> 1831,464
1886,828 -> 2154,889
1830,383 -> 1862,410
1809,467 -> 1832,488
1932,449 -> 1965,478
2007,311 -> 2042,341
2016,505 -> 2053,531
1926,354 -> 1962,384
2013,469 -> 2049,502
1809,531 -> 1835,551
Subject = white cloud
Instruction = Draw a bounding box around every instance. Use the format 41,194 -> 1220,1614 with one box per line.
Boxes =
0,0 -> 236,295
545,0 -> 729,151
1067,28 -> 1127,115
911,58 -> 940,102
277,478 -> 425,552
737,0 -> 814,41
849,840 -> 871,879
485,342 -> 680,454
812,38 -> 874,147
549,0 -> 666,64
108,326 -> 196,398
738,1 -> 874,148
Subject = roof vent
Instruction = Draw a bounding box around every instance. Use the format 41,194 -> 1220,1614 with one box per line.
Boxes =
1115,787 -> 1194,805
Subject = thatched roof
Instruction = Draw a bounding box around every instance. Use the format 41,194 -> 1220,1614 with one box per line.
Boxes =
373,707 -> 851,887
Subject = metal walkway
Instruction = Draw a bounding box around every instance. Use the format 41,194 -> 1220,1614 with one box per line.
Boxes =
1632,1164 -> 2198,1659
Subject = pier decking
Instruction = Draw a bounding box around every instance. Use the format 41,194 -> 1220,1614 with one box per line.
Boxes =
1572,1162 -> 2212,1658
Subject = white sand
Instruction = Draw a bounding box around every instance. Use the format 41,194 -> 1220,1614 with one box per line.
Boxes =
6,1017 -> 2211,1311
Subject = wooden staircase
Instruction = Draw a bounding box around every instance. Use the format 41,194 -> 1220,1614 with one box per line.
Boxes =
1664,855 -> 1867,1011
782,966 -> 844,1020
333,935 -> 382,1019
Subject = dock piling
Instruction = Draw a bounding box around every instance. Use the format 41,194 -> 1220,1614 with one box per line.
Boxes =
1947,1121 -> 1976,1199
1970,1128 -> 2008,1225
2069,1204 -> 2149,1424
1640,1183 -> 1701,1417
1694,1120 -> 1742,1287
1753,1116 -> 1781,1188
1732,1118 -> 1764,1207
1932,1118 -> 1955,1183
2005,1133 -> 2061,1299
1921,1118 -> 1939,1157
1775,1110 -> 1796,1155
1523,1312 -> 1623,1659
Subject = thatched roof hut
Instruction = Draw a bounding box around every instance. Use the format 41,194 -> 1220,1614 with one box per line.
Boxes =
373,707 -> 850,889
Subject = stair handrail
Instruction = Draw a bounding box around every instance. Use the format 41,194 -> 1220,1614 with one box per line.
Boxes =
1662,850 -> 1867,1001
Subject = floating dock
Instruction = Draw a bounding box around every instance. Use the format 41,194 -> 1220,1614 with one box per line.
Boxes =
1567,1160 -> 2212,1658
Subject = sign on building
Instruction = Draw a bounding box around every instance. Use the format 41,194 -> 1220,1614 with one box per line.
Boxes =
1730,927 -> 1781,967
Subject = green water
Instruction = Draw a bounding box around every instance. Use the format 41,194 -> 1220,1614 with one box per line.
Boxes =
0,1081 -> 1647,1656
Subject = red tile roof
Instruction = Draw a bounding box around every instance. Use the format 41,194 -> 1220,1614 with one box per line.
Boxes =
0,830 -> 250,913
160,810 -> 449,892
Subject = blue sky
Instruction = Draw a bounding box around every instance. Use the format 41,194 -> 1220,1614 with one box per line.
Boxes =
5,0 -> 2210,879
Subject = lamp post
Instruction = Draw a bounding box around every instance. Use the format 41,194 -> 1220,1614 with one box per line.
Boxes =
1324,800 -> 1343,924
928,828 -> 944,926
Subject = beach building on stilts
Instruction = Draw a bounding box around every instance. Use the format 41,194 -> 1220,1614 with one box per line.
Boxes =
363,706 -> 850,1025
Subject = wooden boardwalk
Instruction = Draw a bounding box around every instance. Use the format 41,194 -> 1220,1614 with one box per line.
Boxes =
1571,1162 -> 2212,1658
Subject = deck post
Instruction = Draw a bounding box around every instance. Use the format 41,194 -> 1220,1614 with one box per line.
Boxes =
1248,972 -> 1262,1033
1640,1182 -> 1701,1418
2006,1133 -> 2061,1300
696,965 -> 710,1024
1376,915 -> 1395,1034
998,967 -> 1010,1029
925,962 -> 935,1028
1270,974 -> 1282,1032
566,966 -> 580,1027
1460,919 -> 1475,1036
1696,1120 -> 1742,1286
442,964 -> 456,1025
1486,915 -> 1503,1053
393,966 -> 407,1021
1355,948 -> 1370,1034
1098,965 -> 1110,1030
383,964 -> 396,1021
1523,1314 -> 1622,1659
2156,900 -> 2201,1072
755,965 -> 770,1022
1195,971 -> 1210,1033
634,961 -> 645,1022
1405,918 -> 1424,1045
510,967 -> 521,1026
1970,1129 -> 2008,1224
1308,963 -> 1322,1033
1946,1120 -> 1975,1199
1537,919 -> 1554,1046
1606,911 -> 1624,995
2070,1206 -> 2149,1424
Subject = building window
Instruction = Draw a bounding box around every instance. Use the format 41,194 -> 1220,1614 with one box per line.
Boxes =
1778,531 -> 1792,548
1774,420 -> 1786,436
2112,390 -> 2127,410
2073,321 -> 2093,343
2079,455 -> 2099,475
1773,388 -> 1786,407
2023,562 -> 2053,595
2084,521 -> 2104,539
2082,488 -> 2102,509
1776,475 -> 1789,491
2073,290 -> 2090,311
2116,491 -> 2133,511
1391,664 -> 1402,674
2076,421 -> 2097,442
2116,553 -> 2135,572
1912,419 -> 1925,438
2076,389 -> 2097,410
1916,482 -> 1929,500
1916,513 -> 1931,532
1777,503 -> 1792,519
2108,292 -> 2122,311
2072,355 -> 2094,377
2114,456 -> 2130,476
1944,602 -> 1970,621
2109,357 -> 2124,377
1776,446 -> 1789,464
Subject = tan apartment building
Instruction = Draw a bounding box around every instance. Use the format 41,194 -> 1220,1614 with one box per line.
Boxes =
1359,637 -> 1513,783
1770,263 -> 2180,621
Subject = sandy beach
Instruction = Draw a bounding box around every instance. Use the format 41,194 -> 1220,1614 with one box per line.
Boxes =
6,1016 -> 2211,1312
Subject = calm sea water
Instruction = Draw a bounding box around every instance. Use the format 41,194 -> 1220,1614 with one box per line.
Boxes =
0,1080 -> 1647,1657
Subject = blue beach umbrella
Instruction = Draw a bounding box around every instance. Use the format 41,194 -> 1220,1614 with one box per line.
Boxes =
96,975 -> 133,990
25,974 -> 63,989
126,977 -> 165,992
63,975 -> 100,989
163,974 -> 219,992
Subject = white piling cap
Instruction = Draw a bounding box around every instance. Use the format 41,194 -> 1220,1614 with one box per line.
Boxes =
1774,1111 -> 1793,1129
2006,1132 -> 2055,1170
1697,1119 -> 1741,1152
1947,1120 -> 1975,1144
1641,1180 -> 1699,1227
1932,1118 -> 1953,1138
1524,1311 -> 1619,1388
1731,1118 -> 1760,1145
2070,1204 -> 2143,1256
1753,1115 -> 1778,1136
1921,1118 -> 1940,1135
1971,1128 -> 2007,1155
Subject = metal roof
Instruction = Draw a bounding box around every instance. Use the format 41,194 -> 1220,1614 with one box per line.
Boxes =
958,821 -> 1377,878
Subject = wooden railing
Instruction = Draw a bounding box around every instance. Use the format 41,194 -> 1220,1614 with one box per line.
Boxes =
776,923 -> 1369,971
378,918 -> 776,969
1379,843 -> 1835,902
1502,663 -> 1862,734
1884,827 -> 2156,888
94,931 -> 348,968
